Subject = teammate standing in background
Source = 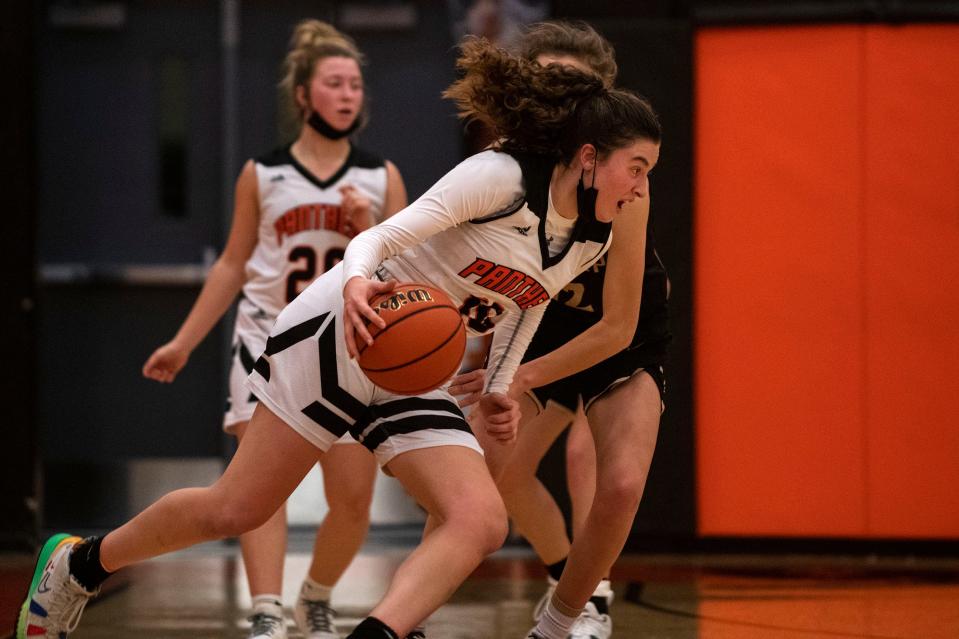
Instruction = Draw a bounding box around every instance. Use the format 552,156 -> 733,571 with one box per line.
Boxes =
19,36 -> 661,639
142,19 -> 407,639
451,21 -> 670,639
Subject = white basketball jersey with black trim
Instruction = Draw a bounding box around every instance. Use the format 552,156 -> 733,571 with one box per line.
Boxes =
343,149 -> 613,394
243,144 -> 388,318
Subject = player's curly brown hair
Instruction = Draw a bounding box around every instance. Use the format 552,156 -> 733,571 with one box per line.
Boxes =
516,20 -> 617,87
444,37 -> 659,163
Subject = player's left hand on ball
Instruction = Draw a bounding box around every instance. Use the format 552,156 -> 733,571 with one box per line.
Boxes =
339,184 -> 374,237
478,392 -> 519,443
343,276 -> 396,358
449,368 -> 485,407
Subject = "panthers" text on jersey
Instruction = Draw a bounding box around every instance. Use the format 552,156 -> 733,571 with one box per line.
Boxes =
458,258 -> 549,310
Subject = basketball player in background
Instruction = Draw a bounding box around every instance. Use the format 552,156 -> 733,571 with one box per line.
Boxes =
19,36 -> 660,639
141,20 -> 407,639
450,21 -> 670,639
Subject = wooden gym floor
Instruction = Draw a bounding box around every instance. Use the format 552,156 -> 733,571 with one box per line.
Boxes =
2,530 -> 958,638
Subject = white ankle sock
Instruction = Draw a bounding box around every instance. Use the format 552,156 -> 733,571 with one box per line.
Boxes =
300,576 -> 333,602
533,599 -> 580,639
252,594 -> 283,618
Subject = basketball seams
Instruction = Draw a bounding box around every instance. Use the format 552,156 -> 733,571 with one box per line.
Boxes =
356,282 -> 467,394
360,307 -> 463,373
357,303 -> 460,357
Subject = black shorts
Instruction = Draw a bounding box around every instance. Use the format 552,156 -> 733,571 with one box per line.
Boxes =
522,308 -> 667,414
527,352 -> 666,414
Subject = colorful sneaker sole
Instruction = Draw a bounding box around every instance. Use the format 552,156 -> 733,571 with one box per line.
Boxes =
16,533 -> 80,639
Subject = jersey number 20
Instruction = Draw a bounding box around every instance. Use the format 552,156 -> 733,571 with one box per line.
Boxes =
286,246 -> 345,302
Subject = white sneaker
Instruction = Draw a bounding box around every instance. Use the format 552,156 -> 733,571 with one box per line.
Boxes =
293,595 -> 340,639
592,578 -> 615,609
248,612 -> 288,639
531,576 -> 558,622
567,601 -> 612,639
17,534 -> 97,639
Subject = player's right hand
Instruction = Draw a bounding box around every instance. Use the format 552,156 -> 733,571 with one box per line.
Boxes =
477,392 -> 519,443
338,184 -> 374,237
343,276 -> 396,359
142,341 -> 190,383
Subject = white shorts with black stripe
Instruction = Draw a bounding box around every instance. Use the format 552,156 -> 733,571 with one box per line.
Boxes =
225,298 -> 359,447
224,298 -> 274,432
244,262 -> 482,467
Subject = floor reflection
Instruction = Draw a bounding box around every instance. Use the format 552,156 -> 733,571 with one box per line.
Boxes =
3,534 -> 958,638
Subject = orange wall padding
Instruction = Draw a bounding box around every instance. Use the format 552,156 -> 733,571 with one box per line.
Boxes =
862,26 -> 959,538
694,24 -> 959,538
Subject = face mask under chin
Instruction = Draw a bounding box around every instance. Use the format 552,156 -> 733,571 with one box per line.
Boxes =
576,168 -> 599,221
307,110 -> 360,140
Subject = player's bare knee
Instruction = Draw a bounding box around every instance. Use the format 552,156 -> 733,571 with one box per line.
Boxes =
449,492 -> 508,553
477,503 -> 509,553
206,497 -> 271,538
327,485 -> 374,519
488,495 -> 510,547
594,470 -> 646,514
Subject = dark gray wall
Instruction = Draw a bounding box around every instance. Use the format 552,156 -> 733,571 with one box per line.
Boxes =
37,1 -> 227,527
38,1 -> 461,266
38,3 -> 223,264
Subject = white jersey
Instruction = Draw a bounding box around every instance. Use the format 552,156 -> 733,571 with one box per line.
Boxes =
343,150 -> 612,394
243,144 -> 389,318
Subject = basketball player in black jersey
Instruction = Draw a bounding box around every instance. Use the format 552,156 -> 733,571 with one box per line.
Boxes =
450,21 -> 670,639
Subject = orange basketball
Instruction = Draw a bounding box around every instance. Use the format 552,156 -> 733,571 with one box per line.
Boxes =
357,283 -> 466,395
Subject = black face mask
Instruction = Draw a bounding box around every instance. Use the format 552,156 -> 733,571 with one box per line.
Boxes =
307,110 -> 360,140
576,167 -> 599,221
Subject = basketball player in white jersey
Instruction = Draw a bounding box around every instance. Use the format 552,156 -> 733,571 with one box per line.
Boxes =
20,37 -> 660,639
140,20 -> 407,639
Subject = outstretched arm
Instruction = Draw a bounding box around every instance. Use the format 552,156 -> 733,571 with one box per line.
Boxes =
143,160 -> 260,382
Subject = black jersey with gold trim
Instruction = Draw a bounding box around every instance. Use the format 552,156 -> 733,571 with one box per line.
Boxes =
550,210 -> 670,354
